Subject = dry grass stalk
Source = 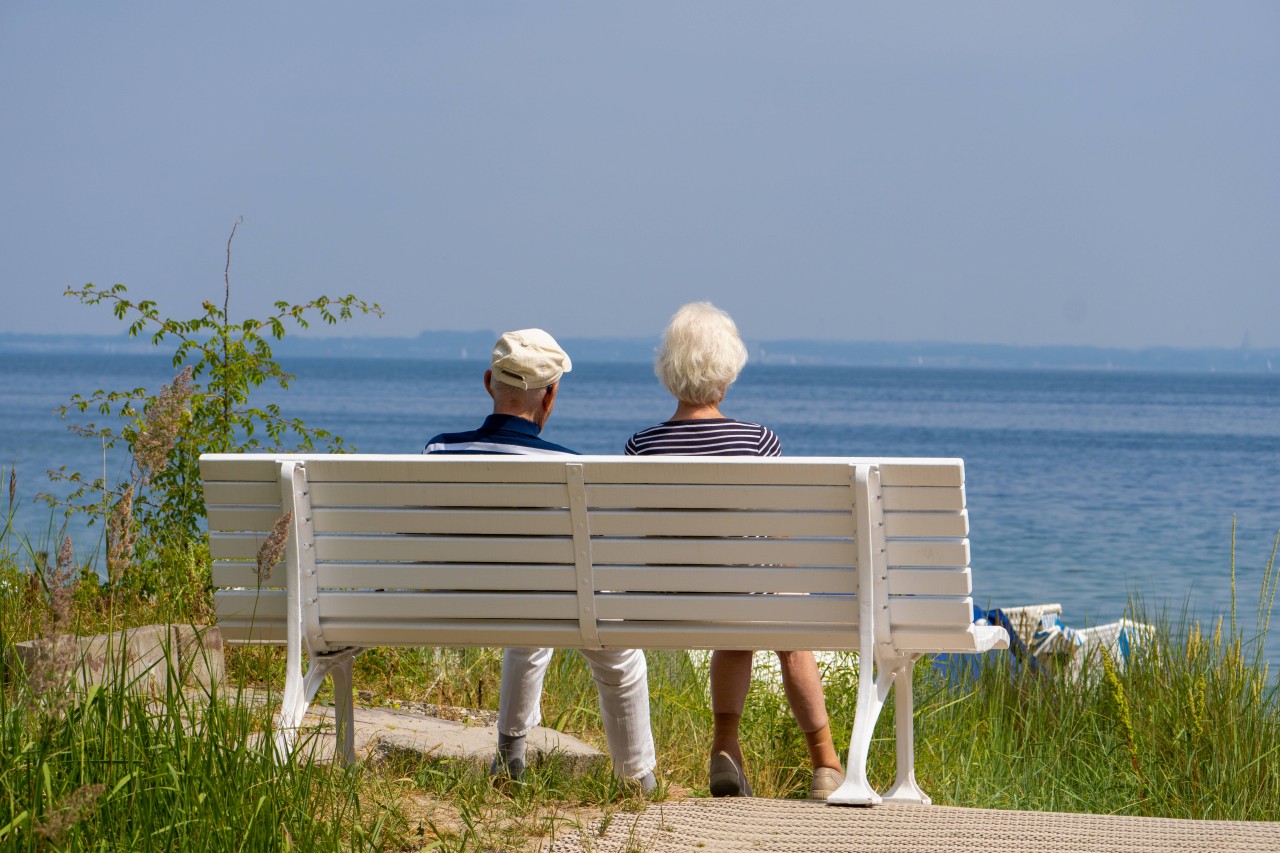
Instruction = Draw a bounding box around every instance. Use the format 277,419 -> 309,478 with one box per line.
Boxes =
256,511 -> 292,582
7,466 -> 14,507
106,484 -> 137,583
28,536 -> 79,713
33,783 -> 106,842
134,365 -> 194,483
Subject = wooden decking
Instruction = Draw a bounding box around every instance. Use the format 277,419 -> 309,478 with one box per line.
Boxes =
544,799 -> 1280,853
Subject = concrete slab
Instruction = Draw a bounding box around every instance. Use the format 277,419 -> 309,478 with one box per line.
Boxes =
284,697 -> 606,772
11,623 -> 225,695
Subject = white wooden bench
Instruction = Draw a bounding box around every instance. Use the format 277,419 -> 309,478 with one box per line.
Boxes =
201,453 -> 1008,806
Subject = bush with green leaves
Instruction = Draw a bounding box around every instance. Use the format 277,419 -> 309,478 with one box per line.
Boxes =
48,234 -> 380,593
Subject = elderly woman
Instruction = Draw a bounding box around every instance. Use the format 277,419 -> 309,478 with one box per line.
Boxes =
625,302 -> 845,800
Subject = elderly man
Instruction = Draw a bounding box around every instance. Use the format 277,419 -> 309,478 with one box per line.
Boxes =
425,329 -> 657,792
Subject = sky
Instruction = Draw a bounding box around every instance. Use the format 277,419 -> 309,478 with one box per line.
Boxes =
2,2 -> 1277,349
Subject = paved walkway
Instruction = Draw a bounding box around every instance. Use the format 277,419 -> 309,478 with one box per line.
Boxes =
543,798 -> 1280,853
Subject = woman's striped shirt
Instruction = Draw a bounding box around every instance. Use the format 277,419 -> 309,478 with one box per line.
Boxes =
624,418 -> 781,457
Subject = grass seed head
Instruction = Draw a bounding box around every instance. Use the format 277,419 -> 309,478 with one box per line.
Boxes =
256,511 -> 292,581
33,783 -> 106,842
135,365 -> 195,483
106,484 -> 137,582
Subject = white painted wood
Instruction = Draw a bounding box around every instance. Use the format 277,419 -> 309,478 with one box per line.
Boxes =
319,563 -> 576,591
318,591 -> 578,621
313,536 -> 574,564
212,560 -> 283,588
585,484 -> 851,511
595,592 -> 855,624
311,507 -> 572,536
200,455 -> 293,482
875,462 -> 964,488
216,623 -> 289,644
881,486 -> 966,512
207,506 -> 286,532
215,589 -> 287,621
203,481 -> 282,506
885,539 -> 970,568
590,537 -> 856,566
890,627 -> 994,653
888,598 -> 975,627
566,463 -> 601,648
886,567 -> 971,596
200,452 -> 1007,802
587,510 -> 854,538
321,621 -> 583,648
210,532 -> 272,560
597,622 -> 861,651
883,510 -> 969,538
593,565 -> 858,594
303,457 -> 573,484
309,482 -> 570,508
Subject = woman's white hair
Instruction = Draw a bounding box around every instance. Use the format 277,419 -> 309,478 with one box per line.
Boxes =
654,302 -> 749,405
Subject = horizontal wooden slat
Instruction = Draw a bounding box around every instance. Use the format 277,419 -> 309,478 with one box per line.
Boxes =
214,560 -> 581,591
319,591 -> 577,621
212,560 -> 283,588
203,481 -> 282,506
875,462 -> 964,488
314,536 -> 574,564
590,537 -> 855,567
217,623 -> 289,644
890,568 -> 967,594
882,486 -> 965,512
892,626 -> 1009,653
888,598 -> 975,628
208,506 -> 290,533
583,460 -> 858,487
596,622 -> 860,651
210,532 -> 271,560
586,484 -> 851,511
883,510 -> 968,538
319,563 -> 576,591
215,589 -> 286,621
200,453 -> 963,485
309,482 -> 570,508
321,620 -> 582,648
302,457 -> 575,484
887,567 -> 971,596
885,540 -> 970,568
200,456 -> 292,482
312,507 -> 572,536
588,510 -> 853,538
593,565 -> 858,594
596,593 -> 855,623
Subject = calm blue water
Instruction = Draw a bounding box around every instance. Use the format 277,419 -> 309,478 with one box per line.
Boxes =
3,352 -> 1278,655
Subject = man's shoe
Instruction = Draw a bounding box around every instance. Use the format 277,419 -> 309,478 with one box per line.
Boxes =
708,751 -> 752,797
808,766 -> 845,800
489,754 -> 526,782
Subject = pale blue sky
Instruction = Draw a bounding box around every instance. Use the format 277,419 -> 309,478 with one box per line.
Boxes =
2,2 -> 1277,348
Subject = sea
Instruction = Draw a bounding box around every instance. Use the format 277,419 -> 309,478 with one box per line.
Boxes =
3,352 -> 1278,660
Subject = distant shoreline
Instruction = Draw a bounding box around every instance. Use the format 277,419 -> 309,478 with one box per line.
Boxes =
1,331 -> 1276,374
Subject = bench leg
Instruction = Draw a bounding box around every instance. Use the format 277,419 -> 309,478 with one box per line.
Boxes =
882,657 -> 930,805
828,654 -> 894,805
273,647 -> 363,764
329,650 -> 358,766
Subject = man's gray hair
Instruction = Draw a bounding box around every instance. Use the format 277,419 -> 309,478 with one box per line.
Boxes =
491,380 -> 551,408
654,302 -> 748,406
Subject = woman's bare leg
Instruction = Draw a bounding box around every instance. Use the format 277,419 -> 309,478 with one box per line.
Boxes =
776,650 -> 843,771
709,649 -> 753,766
